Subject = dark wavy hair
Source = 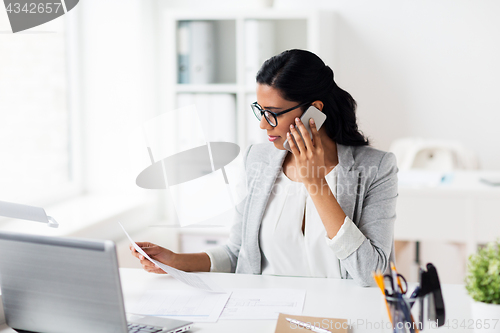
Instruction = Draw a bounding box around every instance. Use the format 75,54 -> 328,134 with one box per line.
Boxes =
256,49 -> 369,146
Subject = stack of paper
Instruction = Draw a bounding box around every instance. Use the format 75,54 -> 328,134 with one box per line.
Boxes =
219,289 -> 305,320
129,288 -> 306,323
129,290 -> 231,323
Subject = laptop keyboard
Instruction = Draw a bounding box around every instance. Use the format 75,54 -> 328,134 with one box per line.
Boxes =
128,322 -> 166,333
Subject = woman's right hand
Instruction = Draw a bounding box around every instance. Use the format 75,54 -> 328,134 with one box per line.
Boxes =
129,242 -> 177,274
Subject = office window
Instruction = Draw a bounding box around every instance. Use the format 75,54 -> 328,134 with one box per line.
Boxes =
0,15 -> 79,205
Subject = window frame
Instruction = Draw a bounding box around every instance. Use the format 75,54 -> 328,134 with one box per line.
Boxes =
0,13 -> 83,213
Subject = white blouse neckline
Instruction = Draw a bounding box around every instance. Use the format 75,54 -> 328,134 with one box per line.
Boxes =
280,163 -> 339,184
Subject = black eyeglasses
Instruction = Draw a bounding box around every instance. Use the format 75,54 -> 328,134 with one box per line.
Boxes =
251,101 -> 311,127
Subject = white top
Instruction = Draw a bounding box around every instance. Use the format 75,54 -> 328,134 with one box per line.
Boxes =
259,166 -> 354,278
205,163 -> 368,276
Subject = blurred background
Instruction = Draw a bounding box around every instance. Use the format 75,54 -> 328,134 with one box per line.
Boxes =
1,0 -> 499,284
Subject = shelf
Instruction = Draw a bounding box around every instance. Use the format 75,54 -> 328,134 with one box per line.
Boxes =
164,9 -> 330,21
175,84 -> 239,93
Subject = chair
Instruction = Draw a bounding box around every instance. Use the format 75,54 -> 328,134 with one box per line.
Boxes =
390,137 -> 479,171
389,137 -> 479,282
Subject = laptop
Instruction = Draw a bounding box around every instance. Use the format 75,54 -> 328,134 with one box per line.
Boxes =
0,231 -> 192,333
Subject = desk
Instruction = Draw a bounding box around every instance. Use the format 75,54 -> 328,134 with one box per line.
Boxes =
396,170 -> 500,255
0,268 -> 475,333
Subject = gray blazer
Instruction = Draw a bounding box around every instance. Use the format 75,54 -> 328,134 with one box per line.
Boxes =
211,142 -> 398,287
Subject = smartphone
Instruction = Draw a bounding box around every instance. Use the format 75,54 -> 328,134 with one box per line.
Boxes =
283,105 -> 327,152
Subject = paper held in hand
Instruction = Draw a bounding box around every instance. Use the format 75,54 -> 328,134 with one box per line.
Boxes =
119,223 -> 225,292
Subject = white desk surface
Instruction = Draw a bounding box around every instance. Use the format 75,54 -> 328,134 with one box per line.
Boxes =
398,170 -> 500,196
396,170 -> 500,252
0,268 -> 475,333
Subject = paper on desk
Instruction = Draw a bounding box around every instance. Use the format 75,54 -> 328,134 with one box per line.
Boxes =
219,289 -> 306,320
127,289 -> 231,323
119,223 -> 225,292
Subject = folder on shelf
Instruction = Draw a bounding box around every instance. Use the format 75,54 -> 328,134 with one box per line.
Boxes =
177,21 -> 190,84
177,93 -> 195,109
193,93 -> 211,139
177,93 -> 236,144
207,94 -> 236,143
177,21 -> 215,84
244,20 -> 275,87
190,21 -> 215,84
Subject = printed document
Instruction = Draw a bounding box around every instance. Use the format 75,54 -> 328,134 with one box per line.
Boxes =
219,289 -> 306,320
119,223 -> 225,292
128,289 -> 231,323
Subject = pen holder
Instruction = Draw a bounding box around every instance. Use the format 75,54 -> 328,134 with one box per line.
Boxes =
385,293 -> 419,333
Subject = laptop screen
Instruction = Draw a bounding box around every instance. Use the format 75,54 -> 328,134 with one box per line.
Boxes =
0,231 -> 129,333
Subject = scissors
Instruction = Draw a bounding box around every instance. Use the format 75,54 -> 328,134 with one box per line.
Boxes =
383,273 -> 408,296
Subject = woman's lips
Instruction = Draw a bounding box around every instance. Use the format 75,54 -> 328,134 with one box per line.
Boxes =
268,135 -> 280,142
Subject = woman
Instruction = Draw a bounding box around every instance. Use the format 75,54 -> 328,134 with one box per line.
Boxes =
131,49 -> 398,287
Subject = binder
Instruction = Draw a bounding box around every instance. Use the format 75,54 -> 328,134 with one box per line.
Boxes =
245,20 -> 275,87
177,93 -> 236,144
177,21 -> 191,84
193,93 -> 211,141
177,21 -> 215,84
189,21 -> 215,84
208,94 -> 236,143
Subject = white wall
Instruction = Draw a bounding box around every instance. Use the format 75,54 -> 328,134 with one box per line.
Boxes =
77,0 -> 158,194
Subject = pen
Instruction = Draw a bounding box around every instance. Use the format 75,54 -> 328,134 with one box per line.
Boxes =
410,286 -> 421,300
372,271 -> 393,324
286,318 -> 331,333
390,262 -> 399,293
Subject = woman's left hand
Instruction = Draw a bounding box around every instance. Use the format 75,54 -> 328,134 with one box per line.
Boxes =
287,117 -> 328,186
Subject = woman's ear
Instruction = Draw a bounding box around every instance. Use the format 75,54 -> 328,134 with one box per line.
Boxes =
312,100 -> 324,111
